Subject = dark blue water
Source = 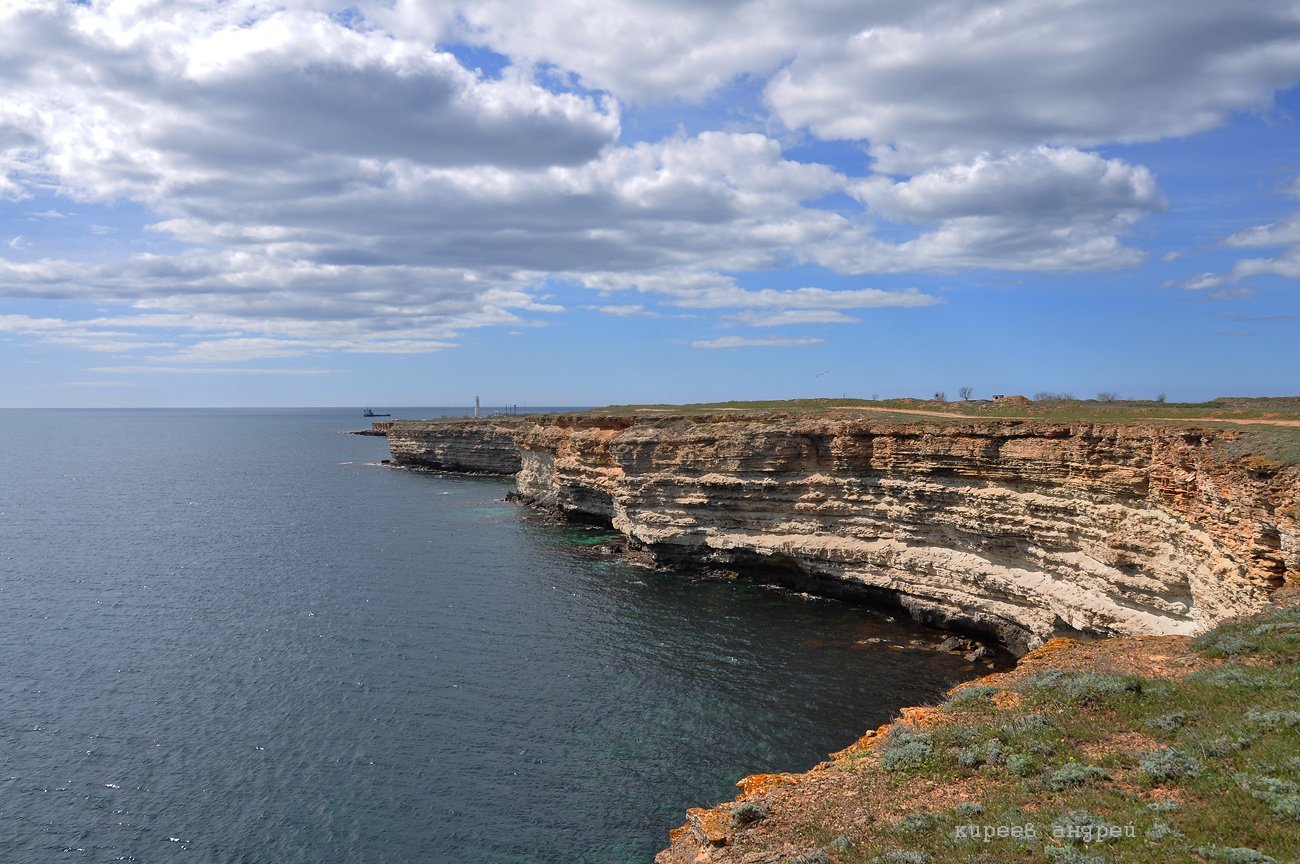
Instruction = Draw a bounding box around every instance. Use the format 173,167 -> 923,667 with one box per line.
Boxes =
0,409 -> 981,864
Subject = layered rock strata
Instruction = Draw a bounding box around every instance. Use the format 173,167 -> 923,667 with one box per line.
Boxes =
388,414 -> 1298,653
387,419 -> 524,474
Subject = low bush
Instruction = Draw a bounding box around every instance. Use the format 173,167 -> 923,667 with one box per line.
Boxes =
1195,847 -> 1282,864
879,727 -> 934,771
1139,748 -> 1202,783
1045,762 -> 1110,791
1244,710 -> 1300,729
731,802 -> 767,827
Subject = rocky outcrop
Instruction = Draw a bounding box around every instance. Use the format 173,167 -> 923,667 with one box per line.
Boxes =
387,419 -> 525,474
388,413 -> 1298,653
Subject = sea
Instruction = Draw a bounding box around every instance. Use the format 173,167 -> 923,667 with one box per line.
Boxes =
0,408 -> 985,864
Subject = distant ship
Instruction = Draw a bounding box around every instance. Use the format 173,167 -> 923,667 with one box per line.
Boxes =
362,408 -> 391,417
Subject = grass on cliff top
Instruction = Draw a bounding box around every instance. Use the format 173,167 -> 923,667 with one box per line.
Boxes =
590,395 -> 1300,424
773,603 -> 1300,864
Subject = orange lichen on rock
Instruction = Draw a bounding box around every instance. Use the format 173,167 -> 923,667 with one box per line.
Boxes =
686,807 -> 731,846
735,772 -> 797,797
897,705 -> 945,728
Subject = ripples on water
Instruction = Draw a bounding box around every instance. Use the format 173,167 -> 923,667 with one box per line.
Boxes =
0,409 -> 984,863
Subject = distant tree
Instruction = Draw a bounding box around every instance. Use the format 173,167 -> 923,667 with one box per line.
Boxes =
1097,391 -> 1119,403
959,386 -> 973,401
933,391 -> 947,402
1155,393 -> 1166,403
1034,392 -> 1076,402
871,393 -> 879,401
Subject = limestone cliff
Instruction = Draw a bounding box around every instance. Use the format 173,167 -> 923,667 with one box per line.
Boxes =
387,419 -> 524,474
388,413 -> 1298,653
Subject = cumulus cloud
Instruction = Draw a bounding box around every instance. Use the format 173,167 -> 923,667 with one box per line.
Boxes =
766,0 -> 1300,171
2,0 -> 1294,372
823,148 -> 1165,271
374,0 -> 898,103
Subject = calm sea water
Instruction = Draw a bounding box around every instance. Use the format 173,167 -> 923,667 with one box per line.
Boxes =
0,408 -> 983,864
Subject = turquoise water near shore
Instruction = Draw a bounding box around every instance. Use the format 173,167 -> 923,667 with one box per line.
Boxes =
0,408 -> 981,863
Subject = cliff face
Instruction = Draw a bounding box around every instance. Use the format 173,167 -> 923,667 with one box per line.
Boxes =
391,414 -> 1298,653
387,419 -> 524,474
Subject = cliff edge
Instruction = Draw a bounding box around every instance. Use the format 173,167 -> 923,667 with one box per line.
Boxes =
389,413 -> 1297,654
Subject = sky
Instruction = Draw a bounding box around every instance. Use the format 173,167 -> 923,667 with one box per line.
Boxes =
1,0 -> 1299,408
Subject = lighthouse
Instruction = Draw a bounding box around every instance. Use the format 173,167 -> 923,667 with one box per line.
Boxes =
474,395 -> 480,418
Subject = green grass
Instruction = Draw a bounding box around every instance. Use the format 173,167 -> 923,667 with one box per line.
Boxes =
586,395 -> 1300,422
792,602 -> 1300,864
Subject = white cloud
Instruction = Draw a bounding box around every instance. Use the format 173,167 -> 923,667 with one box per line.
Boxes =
590,304 -> 649,316
691,335 -> 826,349
581,270 -> 940,309
1224,214 -> 1300,248
825,148 -> 1164,271
766,0 -> 1300,172
729,309 -> 859,326
3,0 -> 1290,371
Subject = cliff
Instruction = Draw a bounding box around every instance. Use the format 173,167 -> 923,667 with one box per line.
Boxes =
387,419 -> 524,474
388,413 -> 1298,653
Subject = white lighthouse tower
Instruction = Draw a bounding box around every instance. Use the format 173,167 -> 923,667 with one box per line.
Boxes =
474,395 -> 480,418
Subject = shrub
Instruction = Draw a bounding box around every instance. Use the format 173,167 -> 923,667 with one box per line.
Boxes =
1195,632 -> 1259,657
954,802 -> 984,817
1046,762 -> 1110,791
1139,748 -> 1202,783
1144,712 -> 1192,733
1193,736 -> 1252,758
879,727 -> 934,771
1195,847 -> 1281,864
1051,809 -> 1122,844
1244,710 -> 1300,729
958,740 -> 1006,769
827,835 -> 855,853
1001,712 -> 1053,734
731,802 -> 767,828
1145,822 -> 1182,840
871,852 -> 926,864
1147,801 -> 1182,813
1021,671 -> 1141,704
1187,664 -> 1275,689
1007,754 -> 1036,776
946,684 -> 999,709
1043,846 -> 1105,863
895,813 -> 936,834
1250,622 -> 1300,636
1236,775 -> 1300,821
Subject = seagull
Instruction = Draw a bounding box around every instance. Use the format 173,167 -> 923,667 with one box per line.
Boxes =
816,370 -> 831,377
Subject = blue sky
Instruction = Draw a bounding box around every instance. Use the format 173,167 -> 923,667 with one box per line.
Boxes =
1,1 -> 1298,407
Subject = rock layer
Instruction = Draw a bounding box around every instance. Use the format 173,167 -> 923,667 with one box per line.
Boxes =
389,414 -> 1298,653
387,419 -> 524,474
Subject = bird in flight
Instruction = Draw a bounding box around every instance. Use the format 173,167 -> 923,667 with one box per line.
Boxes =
816,370 -> 831,377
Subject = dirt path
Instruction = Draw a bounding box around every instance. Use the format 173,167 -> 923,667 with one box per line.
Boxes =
829,405 -> 1300,428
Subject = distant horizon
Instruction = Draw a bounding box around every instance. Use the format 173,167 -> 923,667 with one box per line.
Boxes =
7,392 -> 1300,412
2,2 -> 1298,407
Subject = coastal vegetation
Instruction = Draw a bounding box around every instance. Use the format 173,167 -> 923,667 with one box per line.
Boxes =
591,395 -> 1300,424
665,601 -> 1300,863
